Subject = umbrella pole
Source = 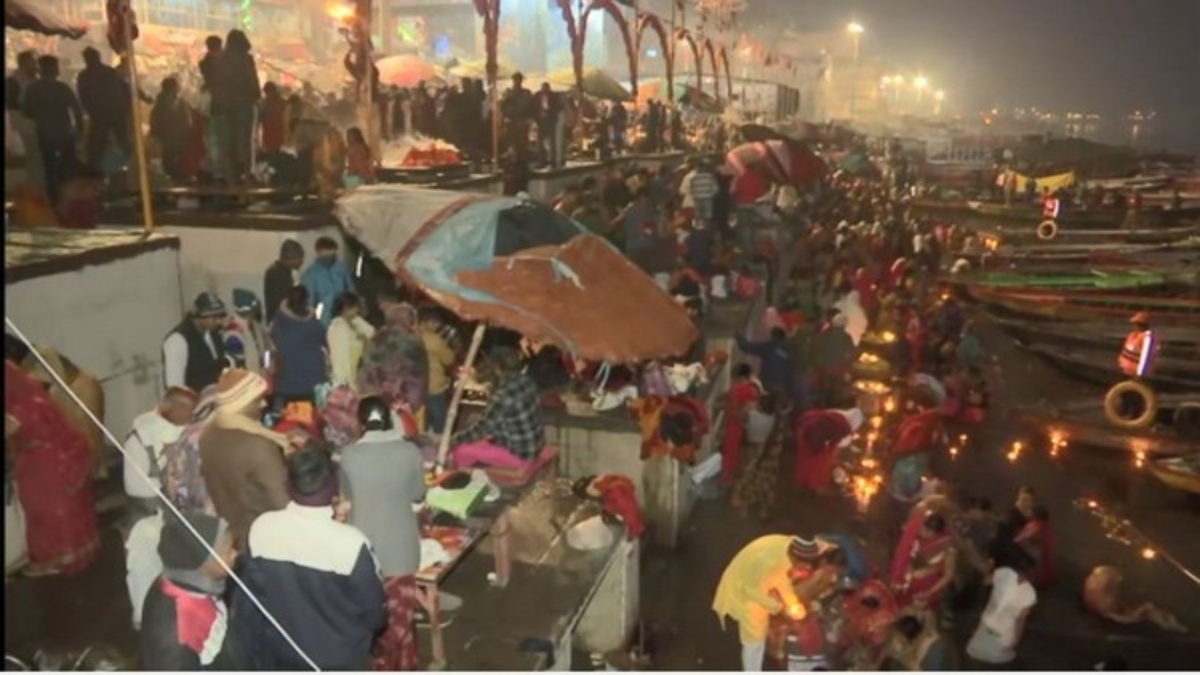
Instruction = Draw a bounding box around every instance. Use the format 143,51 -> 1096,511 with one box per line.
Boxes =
435,323 -> 488,469
122,16 -> 155,233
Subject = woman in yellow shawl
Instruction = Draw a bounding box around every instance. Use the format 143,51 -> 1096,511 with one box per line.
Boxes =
713,535 -> 834,671
21,347 -> 107,478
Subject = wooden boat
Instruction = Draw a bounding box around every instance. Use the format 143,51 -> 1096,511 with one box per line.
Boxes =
954,242 -> 1188,268
968,286 -> 1200,325
1149,455 -> 1200,495
1011,395 -> 1200,456
988,223 -> 1200,246
947,269 -> 1171,293
1022,342 -> 1200,392
966,200 -> 1200,228
992,316 -> 1200,359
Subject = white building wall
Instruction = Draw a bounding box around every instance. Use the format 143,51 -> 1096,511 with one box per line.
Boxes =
5,246 -> 184,439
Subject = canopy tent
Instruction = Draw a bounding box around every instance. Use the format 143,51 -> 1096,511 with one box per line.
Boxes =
5,0 -> 87,39
447,57 -> 516,80
375,54 -> 442,88
524,68 -> 631,102
335,185 -> 697,363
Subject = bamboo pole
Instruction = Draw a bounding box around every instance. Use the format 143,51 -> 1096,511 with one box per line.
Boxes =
436,323 -> 488,469
121,11 -> 155,233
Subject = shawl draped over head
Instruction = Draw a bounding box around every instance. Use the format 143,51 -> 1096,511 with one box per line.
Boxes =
357,304 -> 429,412
889,408 -> 945,458
793,409 -> 855,491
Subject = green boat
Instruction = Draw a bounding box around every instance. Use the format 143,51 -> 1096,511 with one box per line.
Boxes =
948,269 -> 1170,293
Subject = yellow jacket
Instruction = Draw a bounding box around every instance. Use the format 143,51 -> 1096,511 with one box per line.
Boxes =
421,328 -> 456,395
712,535 -> 803,642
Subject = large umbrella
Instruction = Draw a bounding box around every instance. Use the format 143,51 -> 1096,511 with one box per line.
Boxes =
375,54 -> 440,88
539,67 -> 631,102
448,57 -> 515,80
335,185 -> 697,363
5,0 -> 87,39
725,140 -> 826,205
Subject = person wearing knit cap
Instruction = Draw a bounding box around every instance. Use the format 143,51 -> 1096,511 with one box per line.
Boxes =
139,511 -> 237,670
163,292 -> 229,392
198,369 -> 292,549
234,443 -> 386,670
713,534 -> 812,671
263,238 -> 305,324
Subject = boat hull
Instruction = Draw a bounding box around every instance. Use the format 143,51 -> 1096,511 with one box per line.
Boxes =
1022,343 -> 1200,392
967,286 -> 1200,325
992,316 -> 1200,360
1011,396 -> 1200,456
1150,457 -> 1200,495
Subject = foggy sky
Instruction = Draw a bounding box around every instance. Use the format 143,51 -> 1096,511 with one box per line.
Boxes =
743,0 -> 1200,151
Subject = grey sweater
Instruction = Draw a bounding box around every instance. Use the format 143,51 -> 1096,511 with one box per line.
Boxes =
339,430 -> 426,577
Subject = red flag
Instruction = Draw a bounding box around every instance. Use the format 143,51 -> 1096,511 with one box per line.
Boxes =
105,0 -> 138,54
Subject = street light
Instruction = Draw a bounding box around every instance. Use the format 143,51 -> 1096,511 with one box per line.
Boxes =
934,89 -> 945,116
914,75 -> 929,90
846,22 -> 864,119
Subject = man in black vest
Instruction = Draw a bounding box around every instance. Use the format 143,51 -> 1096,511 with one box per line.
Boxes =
163,293 -> 228,392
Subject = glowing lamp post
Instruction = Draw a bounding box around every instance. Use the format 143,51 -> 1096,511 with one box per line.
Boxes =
846,21 -> 864,119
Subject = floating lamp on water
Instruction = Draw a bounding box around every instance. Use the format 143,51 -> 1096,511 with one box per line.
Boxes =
1006,441 -> 1023,463
949,446 -> 959,460
1141,547 -> 1157,560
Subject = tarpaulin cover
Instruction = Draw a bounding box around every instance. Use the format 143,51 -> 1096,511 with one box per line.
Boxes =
1004,170 -> 1076,193
335,185 -> 697,362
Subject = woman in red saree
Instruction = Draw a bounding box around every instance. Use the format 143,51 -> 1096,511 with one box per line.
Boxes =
721,364 -> 761,487
889,512 -> 957,614
4,361 -> 99,576
1015,505 -> 1056,590
793,408 -> 863,493
888,407 -> 946,459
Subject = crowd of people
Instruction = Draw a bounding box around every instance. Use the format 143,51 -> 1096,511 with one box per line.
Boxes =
6,84 -> 1191,669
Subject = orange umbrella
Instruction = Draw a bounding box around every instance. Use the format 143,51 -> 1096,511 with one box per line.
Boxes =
375,54 -> 439,88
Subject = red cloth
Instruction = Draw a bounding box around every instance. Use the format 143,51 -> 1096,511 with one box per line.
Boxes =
59,195 -> 100,229
260,96 -> 287,154
854,268 -> 877,312
180,110 -> 206,179
372,574 -> 419,670
4,361 -> 99,575
159,578 -> 220,655
732,169 -> 770,205
888,511 -> 953,611
1020,519 -> 1057,589
840,580 -> 898,649
888,409 -> 944,459
593,475 -> 645,540
792,410 -> 853,491
721,381 -> 760,486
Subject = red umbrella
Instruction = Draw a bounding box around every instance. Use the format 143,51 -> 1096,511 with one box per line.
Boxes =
374,54 -> 439,88
5,0 -> 87,39
725,140 -> 825,204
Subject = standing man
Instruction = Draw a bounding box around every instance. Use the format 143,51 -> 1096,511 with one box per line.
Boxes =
21,55 -> 83,205
301,236 -> 356,327
233,444 -> 386,670
1118,312 -> 1158,380
501,72 -> 534,159
263,239 -> 305,324
534,83 -> 560,169
123,388 -> 198,519
7,51 -> 44,193
713,536 -> 833,671
163,293 -> 229,392
76,47 -> 132,172
609,101 -> 628,155
198,35 -> 224,182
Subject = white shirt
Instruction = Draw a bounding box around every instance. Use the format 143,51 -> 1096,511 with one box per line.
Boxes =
981,567 -> 1037,647
162,327 -> 218,389
123,411 -> 185,499
125,513 -> 164,629
326,315 -> 376,389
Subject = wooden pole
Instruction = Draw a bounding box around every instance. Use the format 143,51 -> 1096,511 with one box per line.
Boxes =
356,0 -> 378,158
122,10 -> 154,233
436,324 -> 488,469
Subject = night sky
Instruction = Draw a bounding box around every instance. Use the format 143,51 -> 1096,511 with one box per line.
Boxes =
743,0 -> 1200,152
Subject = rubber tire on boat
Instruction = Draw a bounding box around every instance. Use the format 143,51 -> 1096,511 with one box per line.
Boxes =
1036,220 -> 1058,241
1103,380 -> 1158,431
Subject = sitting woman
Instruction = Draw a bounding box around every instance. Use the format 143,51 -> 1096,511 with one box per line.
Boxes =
450,346 -> 544,471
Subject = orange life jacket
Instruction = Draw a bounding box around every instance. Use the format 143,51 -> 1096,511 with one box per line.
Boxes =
1118,329 -> 1158,377
1042,197 -> 1060,219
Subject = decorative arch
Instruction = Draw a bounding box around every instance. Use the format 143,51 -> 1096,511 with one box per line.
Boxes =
579,0 -> 639,96
702,37 -> 719,101
473,0 -> 501,84
637,12 -> 673,101
675,28 -> 702,94
553,0 -> 582,89
718,45 -> 733,101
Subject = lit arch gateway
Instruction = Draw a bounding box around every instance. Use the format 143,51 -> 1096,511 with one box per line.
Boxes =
578,0 -> 639,96
676,28 -> 702,93
702,37 -> 720,102
637,11 -> 674,101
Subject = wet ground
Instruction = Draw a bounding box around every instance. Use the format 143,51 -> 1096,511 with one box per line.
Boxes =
5,319 -> 1199,670
639,316 -> 1200,671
